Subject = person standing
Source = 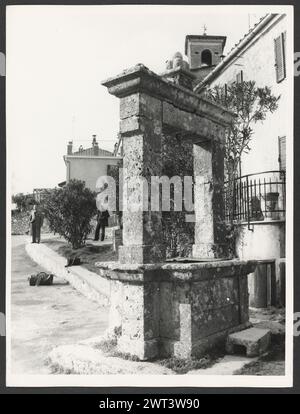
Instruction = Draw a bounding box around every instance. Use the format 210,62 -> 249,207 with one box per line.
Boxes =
94,206 -> 109,242
29,204 -> 43,243
94,183 -> 110,242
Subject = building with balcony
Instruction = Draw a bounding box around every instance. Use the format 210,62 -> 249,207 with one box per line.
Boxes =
190,14 -> 288,306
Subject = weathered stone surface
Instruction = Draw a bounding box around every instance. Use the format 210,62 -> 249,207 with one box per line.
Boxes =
161,66 -> 196,90
119,95 -> 164,264
226,327 -> 271,357
102,64 -> 235,126
193,139 -> 227,259
97,260 -> 256,359
162,102 -> 224,142
100,64 -> 255,360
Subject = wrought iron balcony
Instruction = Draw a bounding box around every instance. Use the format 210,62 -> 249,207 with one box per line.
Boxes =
225,170 -> 286,225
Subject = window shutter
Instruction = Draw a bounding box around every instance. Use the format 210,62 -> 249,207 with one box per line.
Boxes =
236,70 -> 244,84
274,34 -> 286,82
278,136 -> 286,171
223,83 -> 228,100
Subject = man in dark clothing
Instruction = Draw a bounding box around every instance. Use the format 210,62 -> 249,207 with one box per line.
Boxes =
29,204 -> 43,243
94,209 -> 109,242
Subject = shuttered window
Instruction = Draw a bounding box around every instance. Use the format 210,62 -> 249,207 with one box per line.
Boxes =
236,70 -> 244,84
223,83 -> 228,100
274,32 -> 286,83
278,136 -> 286,172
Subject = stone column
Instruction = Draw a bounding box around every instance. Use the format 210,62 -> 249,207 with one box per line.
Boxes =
192,127 -> 228,259
120,94 -> 165,264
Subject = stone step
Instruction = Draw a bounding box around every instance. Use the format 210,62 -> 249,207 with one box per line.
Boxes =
226,327 -> 271,357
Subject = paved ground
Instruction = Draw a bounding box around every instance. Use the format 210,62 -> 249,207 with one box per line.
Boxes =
10,235 -> 109,375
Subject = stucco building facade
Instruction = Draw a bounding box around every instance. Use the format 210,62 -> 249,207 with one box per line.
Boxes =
64,135 -> 121,192
190,13 -> 288,306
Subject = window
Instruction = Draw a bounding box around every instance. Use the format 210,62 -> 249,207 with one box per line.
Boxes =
274,32 -> 286,83
201,49 -> 212,66
224,83 -> 228,99
278,136 -> 286,172
236,70 -> 244,84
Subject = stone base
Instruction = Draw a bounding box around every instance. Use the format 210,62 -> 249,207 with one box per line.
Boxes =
226,327 -> 271,357
96,259 -> 257,360
161,322 -> 252,359
118,337 -> 158,361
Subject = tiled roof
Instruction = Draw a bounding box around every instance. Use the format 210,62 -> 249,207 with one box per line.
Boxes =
72,147 -> 114,157
225,14 -> 268,56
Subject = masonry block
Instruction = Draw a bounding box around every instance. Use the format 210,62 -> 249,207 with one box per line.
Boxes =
226,327 -> 271,357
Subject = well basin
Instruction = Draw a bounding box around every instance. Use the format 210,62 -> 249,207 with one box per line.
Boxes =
96,259 -> 256,360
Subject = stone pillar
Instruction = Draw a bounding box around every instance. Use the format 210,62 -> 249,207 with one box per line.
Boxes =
117,279 -> 160,359
118,93 -> 165,264
192,129 -> 228,259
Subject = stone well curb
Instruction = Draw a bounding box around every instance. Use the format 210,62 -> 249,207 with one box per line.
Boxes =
25,242 -> 110,307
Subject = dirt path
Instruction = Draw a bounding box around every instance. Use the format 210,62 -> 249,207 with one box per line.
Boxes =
10,236 -> 109,375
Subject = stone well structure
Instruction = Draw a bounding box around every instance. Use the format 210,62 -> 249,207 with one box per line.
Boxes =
97,63 -> 256,360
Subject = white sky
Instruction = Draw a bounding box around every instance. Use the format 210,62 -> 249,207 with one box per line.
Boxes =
7,5 -> 266,194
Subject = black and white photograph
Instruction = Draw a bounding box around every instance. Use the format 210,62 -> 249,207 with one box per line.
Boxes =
4,3 -> 295,390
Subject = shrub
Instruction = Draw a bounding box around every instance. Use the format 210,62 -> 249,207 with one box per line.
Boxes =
42,180 -> 97,249
12,193 -> 35,211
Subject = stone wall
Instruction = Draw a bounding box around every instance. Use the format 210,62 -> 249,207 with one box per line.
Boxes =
236,221 -> 285,260
11,211 -> 51,235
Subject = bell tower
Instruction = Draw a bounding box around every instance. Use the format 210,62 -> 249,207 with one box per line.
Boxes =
185,32 -> 226,81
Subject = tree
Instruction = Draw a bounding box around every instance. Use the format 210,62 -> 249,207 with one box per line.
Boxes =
12,193 -> 35,211
42,180 -> 97,249
205,81 -> 280,183
204,81 -> 280,255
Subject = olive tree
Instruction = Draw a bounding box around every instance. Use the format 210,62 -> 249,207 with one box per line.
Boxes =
204,81 -> 280,254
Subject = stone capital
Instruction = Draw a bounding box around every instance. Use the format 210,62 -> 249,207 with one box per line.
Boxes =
102,64 -> 236,127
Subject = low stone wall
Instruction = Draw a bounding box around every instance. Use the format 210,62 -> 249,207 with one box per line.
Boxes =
12,211 -> 51,235
11,211 -> 30,235
25,242 -> 110,307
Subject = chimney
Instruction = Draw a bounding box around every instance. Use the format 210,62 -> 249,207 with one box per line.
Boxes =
92,135 -> 99,156
67,141 -> 73,155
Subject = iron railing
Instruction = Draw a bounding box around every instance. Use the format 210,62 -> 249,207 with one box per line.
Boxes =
225,170 -> 286,225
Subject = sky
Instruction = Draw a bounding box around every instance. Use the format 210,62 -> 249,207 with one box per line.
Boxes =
7,5 -> 266,195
